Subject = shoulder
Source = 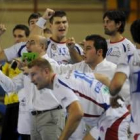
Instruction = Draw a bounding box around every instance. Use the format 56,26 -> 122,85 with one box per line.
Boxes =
102,59 -> 117,68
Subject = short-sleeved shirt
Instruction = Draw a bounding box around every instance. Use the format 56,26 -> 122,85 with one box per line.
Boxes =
4,38 -> 83,65
47,38 -> 83,64
116,49 -> 140,134
106,38 -> 136,65
4,42 -> 27,61
106,38 -> 136,105
55,70 -> 111,127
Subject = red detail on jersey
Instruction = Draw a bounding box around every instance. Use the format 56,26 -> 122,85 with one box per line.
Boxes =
110,38 -> 125,44
105,111 -> 130,140
134,134 -> 140,140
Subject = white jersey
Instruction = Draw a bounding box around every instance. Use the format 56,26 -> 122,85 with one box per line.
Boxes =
90,106 -> 130,140
0,54 -> 61,111
116,49 -> 140,134
47,38 -> 83,64
56,71 -> 129,128
106,38 -> 136,65
106,38 -> 136,106
4,42 -> 27,61
50,58 -> 130,106
52,59 -> 116,80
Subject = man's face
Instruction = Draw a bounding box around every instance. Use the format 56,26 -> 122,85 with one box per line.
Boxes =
50,16 -> 68,39
84,40 -> 99,65
30,66 -> 49,90
29,18 -> 39,31
13,29 -> 27,43
103,16 -> 118,36
26,36 -> 41,53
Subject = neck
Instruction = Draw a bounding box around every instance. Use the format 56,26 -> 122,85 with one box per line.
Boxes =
51,35 -> 67,42
110,32 -> 124,43
88,58 -> 103,70
47,73 -> 56,90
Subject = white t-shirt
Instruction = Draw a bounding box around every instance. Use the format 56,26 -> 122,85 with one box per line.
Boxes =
4,42 -> 27,61
0,54 -> 60,111
106,38 -> 136,105
106,38 -> 136,65
55,71 -> 129,129
4,38 -> 83,64
52,75 -> 79,108
90,106 -> 130,140
51,59 -> 116,80
116,49 -> 140,134
47,38 -> 83,64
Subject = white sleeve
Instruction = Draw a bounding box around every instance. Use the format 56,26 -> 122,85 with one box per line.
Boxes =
4,42 -> 26,61
116,64 -> 130,78
0,71 -> 24,93
75,43 -> 84,55
60,87 -> 79,109
52,63 -> 73,75
54,80 -> 79,109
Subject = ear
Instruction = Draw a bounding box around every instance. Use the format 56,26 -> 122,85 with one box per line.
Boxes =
97,49 -> 103,56
44,68 -> 50,75
116,21 -> 121,29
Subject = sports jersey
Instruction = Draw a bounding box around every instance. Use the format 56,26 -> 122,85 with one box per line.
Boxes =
4,38 -> 83,65
54,70 -> 130,139
50,57 -> 130,105
106,38 -> 136,65
0,54 -> 60,111
106,38 -> 136,106
90,105 -> 130,140
116,49 -> 140,134
47,38 -> 83,64
4,42 -> 27,61
51,59 -> 116,80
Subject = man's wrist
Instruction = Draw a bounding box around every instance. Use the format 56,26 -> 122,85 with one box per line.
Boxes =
110,93 -> 119,98
36,17 -> 47,29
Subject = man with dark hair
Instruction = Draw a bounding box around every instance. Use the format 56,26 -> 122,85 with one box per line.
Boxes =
13,24 -> 30,43
28,13 -> 42,31
33,8 -> 84,64
109,19 -> 140,140
46,34 -> 116,80
103,10 -> 135,65
103,10 -> 135,108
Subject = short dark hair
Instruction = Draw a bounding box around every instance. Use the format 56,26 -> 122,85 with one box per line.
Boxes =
43,27 -> 52,34
28,57 -> 53,72
85,34 -> 107,58
130,19 -> 140,44
103,10 -> 126,33
49,11 -> 67,23
28,13 -> 42,25
13,24 -> 30,37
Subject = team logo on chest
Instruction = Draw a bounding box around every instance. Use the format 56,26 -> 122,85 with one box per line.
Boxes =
51,44 -> 57,50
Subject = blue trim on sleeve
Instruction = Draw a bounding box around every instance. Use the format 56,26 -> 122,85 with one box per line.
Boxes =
122,44 -> 126,52
18,44 -> 26,57
74,45 -> 81,55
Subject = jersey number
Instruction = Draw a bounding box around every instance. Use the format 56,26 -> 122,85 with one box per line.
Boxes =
74,71 -> 93,87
